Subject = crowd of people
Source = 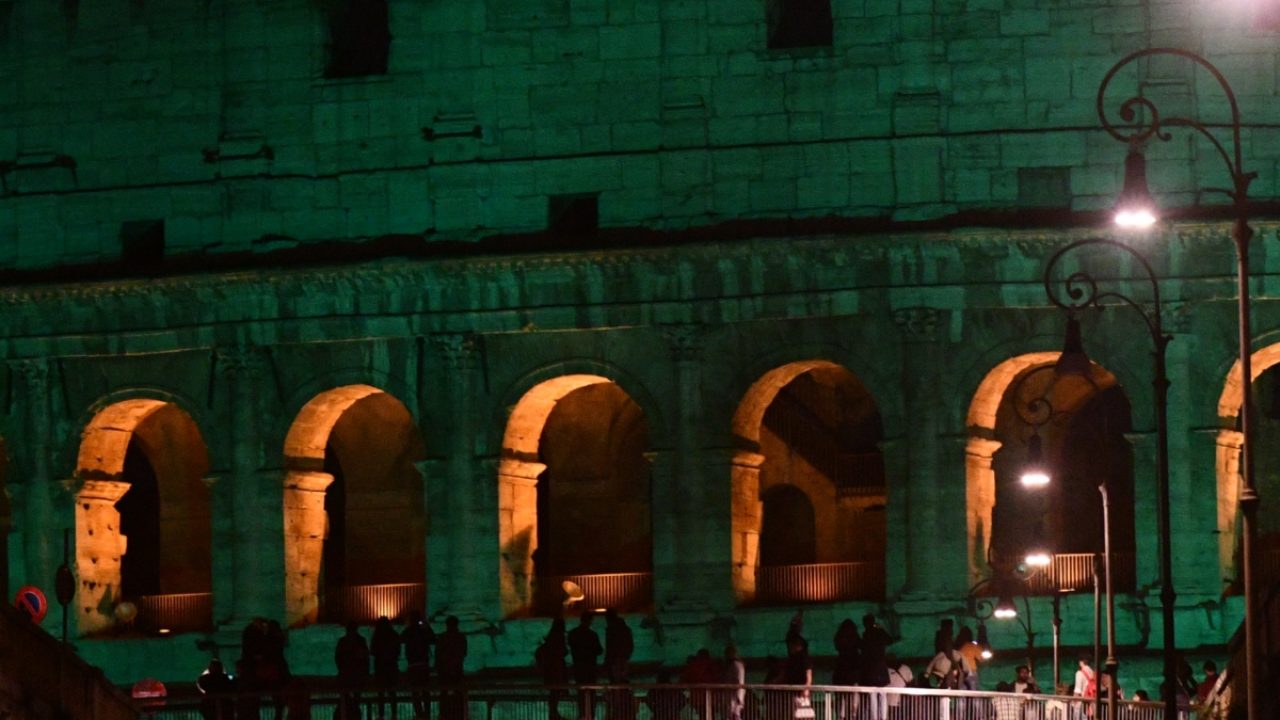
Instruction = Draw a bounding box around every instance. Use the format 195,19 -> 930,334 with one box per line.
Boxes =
191,612 -> 1223,720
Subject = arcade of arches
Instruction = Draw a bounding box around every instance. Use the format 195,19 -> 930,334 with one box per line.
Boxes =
2,232 -> 1275,682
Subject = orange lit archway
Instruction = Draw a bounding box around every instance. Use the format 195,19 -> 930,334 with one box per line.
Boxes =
731,360 -> 885,605
1215,344 -> 1280,583
282,385 -> 426,626
498,374 -> 652,617
964,353 -> 1122,586
74,399 -> 211,635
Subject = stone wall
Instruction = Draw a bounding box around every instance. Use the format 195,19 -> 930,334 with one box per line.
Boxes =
0,1 -> 1277,269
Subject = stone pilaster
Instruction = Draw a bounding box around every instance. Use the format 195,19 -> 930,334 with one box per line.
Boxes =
893,306 -> 947,595
11,359 -> 55,599
426,333 -> 488,620
655,324 -> 716,613
1124,431 -> 1159,593
214,345 -> 269,624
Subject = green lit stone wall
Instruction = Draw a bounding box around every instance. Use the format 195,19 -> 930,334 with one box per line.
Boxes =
0,0 -> 1275,698
0,2 -> 1277,267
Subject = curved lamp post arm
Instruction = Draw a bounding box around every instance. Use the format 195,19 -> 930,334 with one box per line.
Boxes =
1097,47 -> 1252,197
1043,237 -> 1167,346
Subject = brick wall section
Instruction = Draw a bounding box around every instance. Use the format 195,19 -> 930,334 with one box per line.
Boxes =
0,1 -> 1278,269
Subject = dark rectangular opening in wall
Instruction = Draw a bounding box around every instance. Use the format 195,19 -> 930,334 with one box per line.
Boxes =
767,0 -> 833,49
548,194 -> 599,240
325,0 -> 391,78
120,220 -> 165,267
0,2 -> 13,42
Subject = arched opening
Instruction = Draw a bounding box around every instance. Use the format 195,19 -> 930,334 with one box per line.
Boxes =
498,375 -> 653,617
282,385 -> 426,627
732,361 -> 886,606
1217,345 -> 1280,591
968,355 -> 1135,595
75,400 -> 211,635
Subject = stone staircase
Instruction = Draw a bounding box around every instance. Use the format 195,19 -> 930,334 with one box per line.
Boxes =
0,603 -> 137,720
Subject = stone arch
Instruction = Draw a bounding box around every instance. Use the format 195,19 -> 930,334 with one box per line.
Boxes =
1215,343 -> 1280,584
282,384 -> 426,626
74,398 -> 211,635
490,358 -> 672,458
498,374 -> 653,617
731,360 -> 886,605
965,353 -> 1131,588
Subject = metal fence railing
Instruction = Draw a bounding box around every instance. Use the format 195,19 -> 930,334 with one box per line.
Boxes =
755,562 -> 885,604
322,583 -> 427,624
1018,553 -> 1136,595
135,593 -> 213,634
138,682 -> 1217,720
534,573 -> 654,615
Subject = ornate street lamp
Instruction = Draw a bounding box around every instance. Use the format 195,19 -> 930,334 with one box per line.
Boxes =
1042,237 -> 1170,720
1098,48 -> 1258,720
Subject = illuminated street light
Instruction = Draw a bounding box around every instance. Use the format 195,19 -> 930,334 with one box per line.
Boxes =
1099,47 -> 1254,720
1113,147 -> 1158,229
993,596 -> 1018,619
1024,551 -> 1052,568
1019,435 -> 1050,487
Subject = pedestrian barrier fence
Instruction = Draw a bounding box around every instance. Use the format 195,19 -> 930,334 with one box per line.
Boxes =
140,682 -> 1213,720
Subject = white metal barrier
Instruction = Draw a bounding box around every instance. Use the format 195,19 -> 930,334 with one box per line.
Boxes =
140,683 -> 1210,720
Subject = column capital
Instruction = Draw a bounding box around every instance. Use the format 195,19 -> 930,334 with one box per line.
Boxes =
8,357 -> 50,390
660,324 -> 704,362
429,333 -> 480,370
892,306 -> 944,342
213,344 -> 270,377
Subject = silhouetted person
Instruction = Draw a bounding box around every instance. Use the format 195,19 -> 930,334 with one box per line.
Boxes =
198,658 -> 235,720
537,617 -> 569,720
860,614 -> 892,720
371,616 -> 401,719
681,649 -> 719,720
402,611 -> 435,719
783,637 -> 812,720
336,622 -> 370,720
240,619 -> 270,720
604,609 -> 634,683
832,619 -> 861,720
1196,661 -> 1219,703
436,616 -> 468,720
934,619 -> 955,656
264,620 -> 291,720
569,612 -> 603,719
724,645 -> 746,720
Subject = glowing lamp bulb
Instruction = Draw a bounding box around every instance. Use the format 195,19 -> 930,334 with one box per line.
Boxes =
980,648 -> 993,660
993,606 -> 1018,620
1115,208 -> 1157,228
1025,552 -> 1052,568
1020,470 -> 1050,487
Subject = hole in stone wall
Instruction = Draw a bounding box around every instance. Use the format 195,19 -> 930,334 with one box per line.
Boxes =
547,194 -> 599,240
120,220 -> 165,267
324,0 -> 390,78
766,0 -> 832,49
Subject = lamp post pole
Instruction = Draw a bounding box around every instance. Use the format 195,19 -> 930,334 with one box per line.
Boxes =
1042,238 -> 1171,720
1098,48 -> 1257,720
